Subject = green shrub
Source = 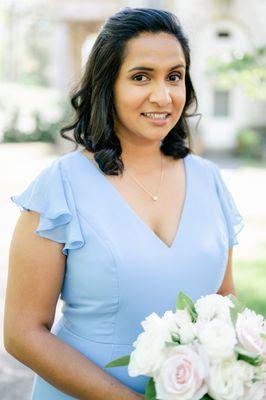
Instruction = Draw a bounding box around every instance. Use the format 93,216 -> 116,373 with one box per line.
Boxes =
0,83 -> 69,143
235,127 -> 264,159
2,109 -> 67,143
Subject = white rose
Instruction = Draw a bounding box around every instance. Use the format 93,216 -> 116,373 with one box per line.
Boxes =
262,361 -> 266,383
179,322 -> 197,344
162,309 -> 196,344
162,309 -> 192,328
237,360 -> 263,400
244,380 -> 266,400
208,358 -> 246,400
195,294 -> 233,322
155,345 -> 208,400
197,319 -> 237,361
237,359 -> 256,384
236,308 -> 266,357
128,312 -> 169,377
243,362 -> 266,400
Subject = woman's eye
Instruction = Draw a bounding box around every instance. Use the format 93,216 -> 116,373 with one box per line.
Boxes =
168,73 -> 182,82
132,74 -> 148,82
132,73 -> 183,83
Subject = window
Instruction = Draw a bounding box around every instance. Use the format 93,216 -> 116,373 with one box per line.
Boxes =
213,90 -> 230,117
147,0 -> 164,8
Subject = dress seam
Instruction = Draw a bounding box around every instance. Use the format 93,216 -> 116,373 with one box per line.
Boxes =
76,213 -> 121,350
59,160 -> 120,353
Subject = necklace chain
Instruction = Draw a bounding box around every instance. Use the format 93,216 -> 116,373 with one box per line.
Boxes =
124,153 -> 164,201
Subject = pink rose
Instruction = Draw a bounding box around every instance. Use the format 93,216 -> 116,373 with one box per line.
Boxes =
236,308 -> 266,357
154,345 -> 208,400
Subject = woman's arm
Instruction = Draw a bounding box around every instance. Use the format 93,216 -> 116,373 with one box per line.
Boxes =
4,211 -> 144,400
217,248 -> 237,297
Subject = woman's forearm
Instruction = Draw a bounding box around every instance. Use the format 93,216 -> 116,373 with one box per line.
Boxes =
5,326 -> 144,400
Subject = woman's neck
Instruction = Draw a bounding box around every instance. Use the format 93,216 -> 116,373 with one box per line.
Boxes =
119,138 -> 164,175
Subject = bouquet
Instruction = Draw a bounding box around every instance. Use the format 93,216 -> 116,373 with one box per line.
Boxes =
105,292 -> 266,400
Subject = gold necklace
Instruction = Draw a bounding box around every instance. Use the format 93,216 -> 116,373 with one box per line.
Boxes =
124,153 -> 164,201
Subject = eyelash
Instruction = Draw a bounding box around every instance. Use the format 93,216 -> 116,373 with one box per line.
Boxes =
132,73 -> 183,82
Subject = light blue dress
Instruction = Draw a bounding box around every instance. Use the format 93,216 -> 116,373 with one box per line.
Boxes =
10,149 -> 244,399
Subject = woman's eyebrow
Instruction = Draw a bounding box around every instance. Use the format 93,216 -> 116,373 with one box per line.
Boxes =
127,63 -> 186,72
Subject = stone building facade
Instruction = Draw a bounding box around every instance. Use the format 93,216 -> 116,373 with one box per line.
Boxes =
50,0 -> 266,152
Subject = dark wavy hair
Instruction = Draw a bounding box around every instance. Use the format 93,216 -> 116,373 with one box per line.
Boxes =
61,7 -> 200,175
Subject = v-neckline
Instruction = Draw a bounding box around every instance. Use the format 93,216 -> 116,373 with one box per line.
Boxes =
77,149 -> 190,251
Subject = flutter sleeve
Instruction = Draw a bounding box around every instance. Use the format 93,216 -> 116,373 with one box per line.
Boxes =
10,160 -> 84,256
210,160 -> 245,247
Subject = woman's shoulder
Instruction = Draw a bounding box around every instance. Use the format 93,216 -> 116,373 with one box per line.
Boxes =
187,152 -> 218,173
51,149 -> 82,169
188,152 -> 244,246
46,149 -> 91,181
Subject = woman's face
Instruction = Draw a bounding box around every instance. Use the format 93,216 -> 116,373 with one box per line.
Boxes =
113,31 -> 187,144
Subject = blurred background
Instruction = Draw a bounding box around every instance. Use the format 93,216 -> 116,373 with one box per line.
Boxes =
0,0 -> 265,398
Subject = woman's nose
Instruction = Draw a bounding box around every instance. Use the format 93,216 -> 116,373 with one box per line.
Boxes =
149,83 -> 172,106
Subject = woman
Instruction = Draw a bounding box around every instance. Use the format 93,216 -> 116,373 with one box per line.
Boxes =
4,7 -> 244,400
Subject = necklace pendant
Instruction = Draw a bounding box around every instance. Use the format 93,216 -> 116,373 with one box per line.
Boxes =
152,195 -> 158,201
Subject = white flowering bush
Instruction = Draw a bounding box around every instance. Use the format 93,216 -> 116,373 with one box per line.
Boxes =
105,292 -> 266,400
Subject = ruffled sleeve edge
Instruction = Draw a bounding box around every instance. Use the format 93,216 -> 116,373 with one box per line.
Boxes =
10,161 -> 85,256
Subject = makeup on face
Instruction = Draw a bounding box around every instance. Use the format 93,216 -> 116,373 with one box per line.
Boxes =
113,32 -> 187,142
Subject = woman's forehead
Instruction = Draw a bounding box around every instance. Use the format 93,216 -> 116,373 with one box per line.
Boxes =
122,32 -> 186,70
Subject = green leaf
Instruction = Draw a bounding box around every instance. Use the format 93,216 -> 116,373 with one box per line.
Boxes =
252,376 -> 261,384
228,295 -> 246,325
199,394 -> 213,400
171,332 -> 181,344
260,332 -> 266,340
235,346 -> 263,367
145,378 -> 156,400
104,355 -> 130,368
176,291 -> 197,322
165,340 -> 179,348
